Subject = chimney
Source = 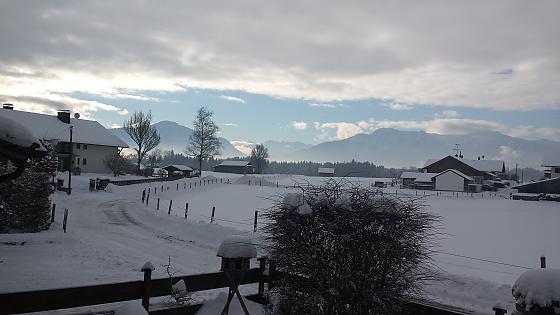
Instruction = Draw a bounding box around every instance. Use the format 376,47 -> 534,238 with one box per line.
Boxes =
57,110 -> 71,124
2,103 -> 14,110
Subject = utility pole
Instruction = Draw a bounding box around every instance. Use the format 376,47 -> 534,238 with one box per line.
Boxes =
68,125 -> 73,195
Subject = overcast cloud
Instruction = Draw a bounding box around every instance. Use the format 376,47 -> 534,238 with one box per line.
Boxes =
1,0 -> 559,115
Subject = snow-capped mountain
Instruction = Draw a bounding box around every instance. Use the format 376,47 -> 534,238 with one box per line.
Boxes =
111,120 -> 244,158
288,128 -> 560,168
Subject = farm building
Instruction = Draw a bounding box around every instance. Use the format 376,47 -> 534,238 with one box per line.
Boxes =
433,169 -> 473,192
318,167 -> 335,177
0,105 -> 128,174
513,177 -> 560,194
162,165 -> 193,178
423,155 -> 505,183
542,152 -> 560,179
400,172 -> 437,189
213,161 -> 254,174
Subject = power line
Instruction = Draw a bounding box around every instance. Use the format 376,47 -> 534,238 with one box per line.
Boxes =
434,251 -> 533,270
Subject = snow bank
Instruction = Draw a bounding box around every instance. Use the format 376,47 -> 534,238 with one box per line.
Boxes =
512,269 -> 560,310
114,301 -> 148,315
217,235 -> 257,258
196,292 -> 265,315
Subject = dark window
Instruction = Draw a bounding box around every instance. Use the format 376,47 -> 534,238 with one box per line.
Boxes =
76,158 -> 80,165
555,167 -> 560,173
84,144 -> 88,150
76,143 -> 81,149
83,158 -> 87,165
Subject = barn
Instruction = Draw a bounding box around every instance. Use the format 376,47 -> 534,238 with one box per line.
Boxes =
318,167 -> 335,177
162,165 -> 193,178
423,156 -> 505,183
213,161 -> 254,174
400,172 -> 437,189
433,169 -> 473,192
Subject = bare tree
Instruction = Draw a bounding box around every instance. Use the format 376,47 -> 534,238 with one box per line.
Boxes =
250,144 -> 269,174
186,107 -> 221,173
104,150 -> 127,176
123,111 -> 160,173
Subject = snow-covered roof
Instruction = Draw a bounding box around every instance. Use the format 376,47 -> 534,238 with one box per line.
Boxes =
163,165 -> 193,171
217,236 -> 257,258
0,109 -> 128,148
400,172 -> 436,182
424,156 -> 504,173
318,167 -> 335,174
217,160 -> 252,167
433,169 -> 474,181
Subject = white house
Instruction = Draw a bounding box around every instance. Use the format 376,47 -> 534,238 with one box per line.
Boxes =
0,106 -> 128,174
433,169 -> 473,192
542,152 -> 560,179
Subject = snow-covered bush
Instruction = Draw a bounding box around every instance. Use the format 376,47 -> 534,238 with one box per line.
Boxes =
0,141 -> 56,233
512,269 -> 560,315
263,180 -> 439,314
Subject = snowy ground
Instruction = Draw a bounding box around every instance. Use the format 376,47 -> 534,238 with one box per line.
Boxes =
1,172 -> 558,314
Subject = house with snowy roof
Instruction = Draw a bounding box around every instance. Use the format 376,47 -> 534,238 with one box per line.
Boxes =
213,160 -> 254,174
162,165 -> 194,178
318,167 -> 335,177
423,155 -> 505,184
542,152 -> 560,179
0,105 -> 128,174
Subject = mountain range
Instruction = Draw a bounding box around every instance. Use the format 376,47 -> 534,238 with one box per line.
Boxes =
111,121 -> 560,169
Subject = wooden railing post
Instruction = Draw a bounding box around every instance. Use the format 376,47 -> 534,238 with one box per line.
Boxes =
51,204 -> 56,223
257,257 -> 267,297
541,255 -> 546,268
492,306 -> 507,315
141,262 -> 155,311
268,260 -> 276,289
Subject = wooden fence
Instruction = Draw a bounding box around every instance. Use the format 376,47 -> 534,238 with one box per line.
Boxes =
0,258 -> 502,315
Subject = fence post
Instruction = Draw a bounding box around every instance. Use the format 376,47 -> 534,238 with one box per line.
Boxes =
51,203 -> 56,223
148,187 -> 150,194
168,200 -> 173,215
142,189 -> 146,203
541,255 -> 546,268
254,211 -> 258,232
161,185 -> 163,191
157,198 -> 160,211
211,206 -> 215,223
185,202 -> 189,219
141,262 -> 155,311
146,194 -> 150,206
257,257 -> 267,297
63,208 -> 68,233
177,183 -> 179,191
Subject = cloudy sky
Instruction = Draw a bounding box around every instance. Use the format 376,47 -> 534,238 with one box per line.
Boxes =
1,0 -> 559,148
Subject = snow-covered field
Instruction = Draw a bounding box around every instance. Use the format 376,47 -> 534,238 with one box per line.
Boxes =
1,172 -> 558,314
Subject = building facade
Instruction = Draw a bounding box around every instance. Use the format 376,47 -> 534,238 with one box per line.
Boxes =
0,106 -> 128,174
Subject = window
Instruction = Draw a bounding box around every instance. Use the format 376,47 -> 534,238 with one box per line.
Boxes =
83,158 -> 87,165
84,144 -> 88,150
76,143 -> 81,149
76,158 -> 80,165
555,167 -> 560,173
